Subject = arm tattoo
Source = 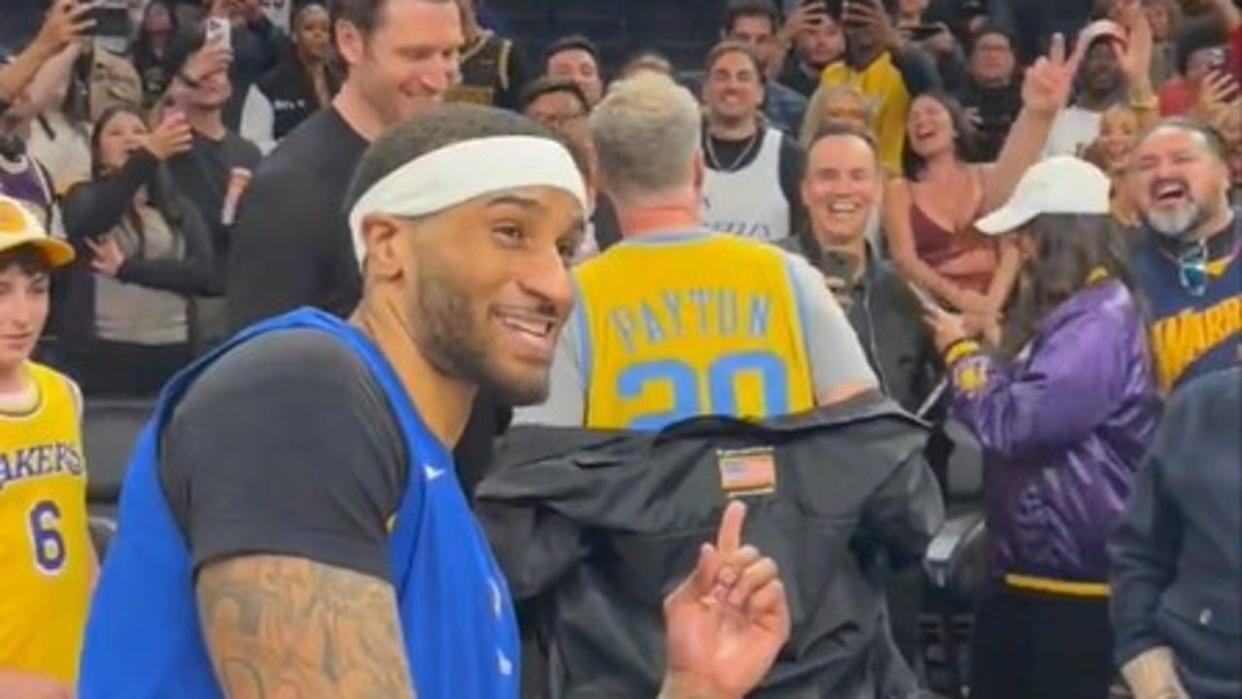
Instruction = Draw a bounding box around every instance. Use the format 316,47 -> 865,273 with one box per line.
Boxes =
196,554 -> 417,699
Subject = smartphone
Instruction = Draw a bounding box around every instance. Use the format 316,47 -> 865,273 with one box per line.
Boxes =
907,24 -> 946,41
818,250 -> 858,284
86,3 -> 131,38
205,17 -> 231,47
1205,47 -> 1227,71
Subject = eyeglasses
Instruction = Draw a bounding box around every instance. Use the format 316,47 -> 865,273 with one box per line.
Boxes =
533,111 -> 588,129
1178,242 -> 1208,297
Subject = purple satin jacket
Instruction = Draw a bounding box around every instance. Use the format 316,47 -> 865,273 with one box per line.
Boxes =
951,280 -> 1162,585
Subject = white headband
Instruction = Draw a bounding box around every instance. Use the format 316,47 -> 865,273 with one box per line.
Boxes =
348,135 -> 589,266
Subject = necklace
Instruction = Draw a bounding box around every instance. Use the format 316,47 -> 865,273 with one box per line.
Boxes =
706,127 -> 762,173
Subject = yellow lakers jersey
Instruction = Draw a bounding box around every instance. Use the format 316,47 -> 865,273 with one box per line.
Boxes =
821,53 -> 913,175
574,232 -> 815,429
0,362 -> 91,684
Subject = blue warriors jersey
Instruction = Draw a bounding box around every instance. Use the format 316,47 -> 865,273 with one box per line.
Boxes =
79,310 -> 519,699
1133,219 -> 1242,391
574,231 -> 815,429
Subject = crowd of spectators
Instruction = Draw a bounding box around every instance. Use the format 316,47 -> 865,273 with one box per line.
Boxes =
1,0 -> 1240,696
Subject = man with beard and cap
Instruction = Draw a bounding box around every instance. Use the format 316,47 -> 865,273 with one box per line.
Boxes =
78,103 -> 793,699
1129,117 -> 1241,392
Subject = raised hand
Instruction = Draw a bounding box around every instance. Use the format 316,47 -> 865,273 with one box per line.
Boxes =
1114,5 -> 1155,89
34,0 -> 94,54
1022,33 -> 1078,116
662,501 -> 790,699
180,42 -> 233,85
1195,70 -> 1241,120
143,112 -> 194,161
781,1 -> 830,42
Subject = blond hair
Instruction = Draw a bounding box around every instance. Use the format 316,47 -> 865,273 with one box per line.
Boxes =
589,73 -> 702,204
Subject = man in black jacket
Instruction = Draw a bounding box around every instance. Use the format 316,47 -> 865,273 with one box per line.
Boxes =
784,123 -> 939,413
1110,367 -> 1241,699
478,397 -> 944,697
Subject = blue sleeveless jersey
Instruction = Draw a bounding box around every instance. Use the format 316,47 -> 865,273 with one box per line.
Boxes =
78,309 -> 520,698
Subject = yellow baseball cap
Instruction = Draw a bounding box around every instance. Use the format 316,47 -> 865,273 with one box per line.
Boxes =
0,194 -> 75,268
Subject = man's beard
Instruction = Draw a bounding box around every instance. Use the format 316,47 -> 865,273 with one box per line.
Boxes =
412,262 -> 550,407
1143,200 -> 1208,242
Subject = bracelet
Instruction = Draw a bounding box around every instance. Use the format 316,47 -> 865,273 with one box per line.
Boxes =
1129,94 -> 1158,112
943,339 -> 982,367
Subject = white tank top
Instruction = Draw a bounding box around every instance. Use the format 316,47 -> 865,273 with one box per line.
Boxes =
702,128 -> 791,242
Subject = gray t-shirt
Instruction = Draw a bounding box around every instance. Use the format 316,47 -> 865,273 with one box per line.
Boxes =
515,236 -> 877,427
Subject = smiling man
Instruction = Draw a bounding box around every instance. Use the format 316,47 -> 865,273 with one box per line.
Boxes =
228,0 -> 463,328
81,104 -> 793,699
1129,118 -> 1241,392
701,41 -> 807,243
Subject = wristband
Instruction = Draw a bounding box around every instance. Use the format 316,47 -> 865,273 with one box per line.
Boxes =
943,339 -> 981,367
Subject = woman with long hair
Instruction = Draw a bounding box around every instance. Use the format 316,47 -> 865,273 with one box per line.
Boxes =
922,156 -> 1161,699
239,2 -> 338,153
884,37 -> 1081,329
60,105 -> 214,395
130,0 -> 179,108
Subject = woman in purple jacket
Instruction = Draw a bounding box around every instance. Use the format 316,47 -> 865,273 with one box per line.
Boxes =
922,156 -> 1163,699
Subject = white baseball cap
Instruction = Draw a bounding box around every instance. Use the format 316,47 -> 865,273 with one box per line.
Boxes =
0,194 -> 75,267
974,156 -> 1112,236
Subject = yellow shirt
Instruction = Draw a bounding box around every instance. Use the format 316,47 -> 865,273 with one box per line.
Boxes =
0,362 -> 91,685
821,52 -> 913,174
574,233 -> 815,429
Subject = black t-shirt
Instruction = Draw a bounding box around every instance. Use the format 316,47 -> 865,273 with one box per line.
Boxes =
227,108 -> 367,330
160,328 -> 406,578
705,130 -> 808,237
167,131 -> 262,268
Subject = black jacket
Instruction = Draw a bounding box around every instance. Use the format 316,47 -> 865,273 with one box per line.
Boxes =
1110,367 -> 1242,699
58,150 -> 215,350
476,398 -> 944,698
781,236 -> 940,414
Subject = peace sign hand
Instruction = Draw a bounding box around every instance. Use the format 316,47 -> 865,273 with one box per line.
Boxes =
1022,33 -> 1079,117
662,501 -> 791,698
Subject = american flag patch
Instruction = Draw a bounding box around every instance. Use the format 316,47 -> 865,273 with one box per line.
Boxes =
717,448 -> 777,495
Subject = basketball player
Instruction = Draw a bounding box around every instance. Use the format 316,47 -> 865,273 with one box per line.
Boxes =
0,194 -> 91,699
516,72 -> 877,430
79,105 -> 789,698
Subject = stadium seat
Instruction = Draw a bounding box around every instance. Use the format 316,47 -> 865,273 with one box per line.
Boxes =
89,514 -> 118,561
83,397 -> 154,518
920,419 -> 987,698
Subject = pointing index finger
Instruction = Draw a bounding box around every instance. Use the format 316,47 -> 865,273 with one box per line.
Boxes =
716,500 -> 746,555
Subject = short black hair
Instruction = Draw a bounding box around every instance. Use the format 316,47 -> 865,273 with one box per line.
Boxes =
518,77 -> 590,115
543,35 -> 600,66
968,24 -> 1015,54
345,104 -> 561,213
723,0 -> 781,34
0,245 -> 53,277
